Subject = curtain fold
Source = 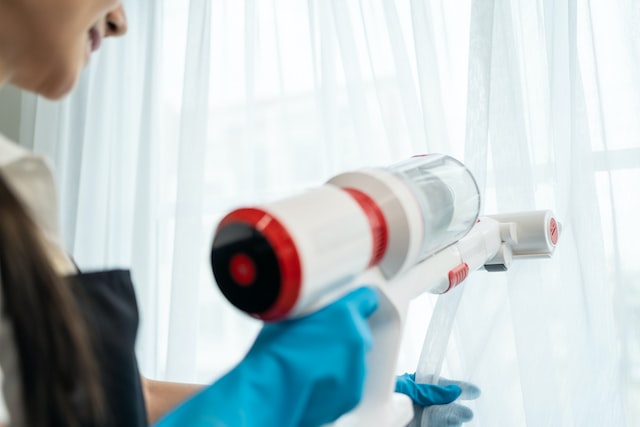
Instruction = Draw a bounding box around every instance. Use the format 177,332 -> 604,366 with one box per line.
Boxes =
165,0 -> 212,383
19,0 -> 637,424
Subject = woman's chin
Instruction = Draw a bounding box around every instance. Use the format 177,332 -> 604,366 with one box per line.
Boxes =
37,72 -> 80,100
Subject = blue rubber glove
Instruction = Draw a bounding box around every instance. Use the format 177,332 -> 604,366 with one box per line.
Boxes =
395,373 -> 463,406
399,374 -> 480,427
155,287 -> 379,427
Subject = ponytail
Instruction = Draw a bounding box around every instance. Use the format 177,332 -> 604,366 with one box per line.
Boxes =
0,174 -> 104,426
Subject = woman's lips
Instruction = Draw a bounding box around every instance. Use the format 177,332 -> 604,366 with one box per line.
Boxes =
89,26 -> 102,52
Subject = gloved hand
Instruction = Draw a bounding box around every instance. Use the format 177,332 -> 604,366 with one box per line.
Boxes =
399,374 -> 480,427
154,287 -> 379,427
395,372 -> 463,406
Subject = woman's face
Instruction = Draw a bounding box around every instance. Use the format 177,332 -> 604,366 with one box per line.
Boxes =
6,0 -> 127,99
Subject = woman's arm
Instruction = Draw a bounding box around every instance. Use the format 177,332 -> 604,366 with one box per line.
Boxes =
140,376 -> 203,425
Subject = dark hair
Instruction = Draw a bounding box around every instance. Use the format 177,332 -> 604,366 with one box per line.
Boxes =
0,174 -> 104,426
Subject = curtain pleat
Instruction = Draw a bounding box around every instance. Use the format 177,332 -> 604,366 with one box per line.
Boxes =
165,0 -> 213,382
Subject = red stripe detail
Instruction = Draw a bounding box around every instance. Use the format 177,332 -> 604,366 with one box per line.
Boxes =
446,262 -> 469,292
342,188 -> 388,267
218,208 -> 301,321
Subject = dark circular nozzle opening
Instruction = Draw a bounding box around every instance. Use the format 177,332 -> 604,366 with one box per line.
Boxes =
211,222 -> 282,315
210,208 -> 302,321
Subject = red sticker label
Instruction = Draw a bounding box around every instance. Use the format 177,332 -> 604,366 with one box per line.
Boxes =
549,218 -> 559,245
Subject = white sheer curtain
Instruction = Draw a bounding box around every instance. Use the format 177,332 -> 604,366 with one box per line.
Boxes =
16,0 -> 638,425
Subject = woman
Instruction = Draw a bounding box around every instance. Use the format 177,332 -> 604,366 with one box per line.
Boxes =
0,3 -> 150,425
0,1 -> 470,426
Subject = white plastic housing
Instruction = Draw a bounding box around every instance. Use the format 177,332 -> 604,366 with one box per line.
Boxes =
488,210 -> 559,257
264,185 -> 374,316
328,168 -> 425,279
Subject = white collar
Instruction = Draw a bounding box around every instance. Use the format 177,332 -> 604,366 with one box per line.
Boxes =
0,133 -> 32,167
0,133 -> 76,275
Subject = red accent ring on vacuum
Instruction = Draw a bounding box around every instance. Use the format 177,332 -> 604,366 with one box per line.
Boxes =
218,208 -> 302,321
342,188 -> 389,267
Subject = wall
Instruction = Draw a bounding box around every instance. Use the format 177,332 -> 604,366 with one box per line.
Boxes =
0,85 -> 22,142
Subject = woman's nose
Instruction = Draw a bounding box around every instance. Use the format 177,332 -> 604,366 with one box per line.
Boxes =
105,5 -> 128,37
